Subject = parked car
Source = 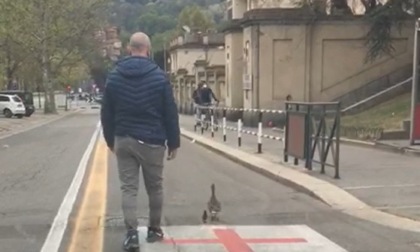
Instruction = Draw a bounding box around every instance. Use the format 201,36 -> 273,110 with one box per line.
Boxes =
0,94 -> 26,118
0,91 -> 35,117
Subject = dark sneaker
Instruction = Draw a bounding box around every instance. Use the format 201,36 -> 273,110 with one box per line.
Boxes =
123,229 -> 139,251
146,227 -> 164,243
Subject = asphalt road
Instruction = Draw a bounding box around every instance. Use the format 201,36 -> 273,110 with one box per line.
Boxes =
0,110 -> 98,252
98,139 -> 420,252
1,111 -> 420,251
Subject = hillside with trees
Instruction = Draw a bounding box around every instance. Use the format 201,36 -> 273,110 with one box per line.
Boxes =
108,0 -> 226,65
0,0 -> 418,114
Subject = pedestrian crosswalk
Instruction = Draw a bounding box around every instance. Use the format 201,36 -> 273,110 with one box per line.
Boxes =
130,225 -> 348,252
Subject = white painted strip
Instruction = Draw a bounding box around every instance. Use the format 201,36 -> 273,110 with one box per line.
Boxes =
40,121 -> 101,252
377,205 -> 420,210
343,183 -> 420,190
135,225 -> 347,252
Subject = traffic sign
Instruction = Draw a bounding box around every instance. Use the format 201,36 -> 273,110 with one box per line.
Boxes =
136,225 -> 347,252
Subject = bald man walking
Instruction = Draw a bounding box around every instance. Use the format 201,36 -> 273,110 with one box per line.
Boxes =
101,32 -> 180,251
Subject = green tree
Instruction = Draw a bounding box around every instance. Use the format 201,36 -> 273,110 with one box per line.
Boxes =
136,11 -> 176,37
177,4 -> 215,33
364,0 -> 415,62
1,0 -> 110,113
0,38 -> 30,90
151,29 -> 177,52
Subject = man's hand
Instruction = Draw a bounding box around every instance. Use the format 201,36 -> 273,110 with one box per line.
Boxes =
167,148 -> 178,161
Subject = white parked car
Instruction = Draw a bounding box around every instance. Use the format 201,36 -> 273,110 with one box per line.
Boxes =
0,94 -> 26,118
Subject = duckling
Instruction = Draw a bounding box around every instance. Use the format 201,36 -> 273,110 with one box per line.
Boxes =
207,183 -> 221,221
202,210 -> 208,223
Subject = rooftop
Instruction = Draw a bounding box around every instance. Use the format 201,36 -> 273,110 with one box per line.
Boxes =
168,32 -> 224,50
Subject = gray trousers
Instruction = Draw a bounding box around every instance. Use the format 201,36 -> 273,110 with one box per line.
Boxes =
114,136 -> 166,231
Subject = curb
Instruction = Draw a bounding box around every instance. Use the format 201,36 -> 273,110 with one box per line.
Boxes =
272,127 -> 420,157
340,138 -> 420,157
0,109 -> 81,141
181,128 -> 420,233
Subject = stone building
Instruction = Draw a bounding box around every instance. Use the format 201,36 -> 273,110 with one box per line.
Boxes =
168,32 -> 226,114
224,0 -> 413,119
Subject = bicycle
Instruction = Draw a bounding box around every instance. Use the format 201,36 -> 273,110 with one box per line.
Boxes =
200,102 -> 219,131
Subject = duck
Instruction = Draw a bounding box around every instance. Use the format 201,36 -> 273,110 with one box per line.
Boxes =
207,183 -> 221,221
202,210 -> 208,223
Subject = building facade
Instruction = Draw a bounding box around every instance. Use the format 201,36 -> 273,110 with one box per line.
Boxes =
94,26 -> 122,62
224,0 -> 414,114
168,32 -> 226,113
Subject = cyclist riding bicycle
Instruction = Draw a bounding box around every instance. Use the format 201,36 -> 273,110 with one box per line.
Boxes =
199,82 -> 219,126
200,82 -> 218,105
192,83 -> 203,124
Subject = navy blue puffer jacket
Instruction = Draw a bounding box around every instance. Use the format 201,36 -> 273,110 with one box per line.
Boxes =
101,56 -> 180,150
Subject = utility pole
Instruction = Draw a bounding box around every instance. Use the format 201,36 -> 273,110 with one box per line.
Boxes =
204,35 -> 209,83
410,18 -> 420,145
41,1 -> 50,113
163,42 -> 167,73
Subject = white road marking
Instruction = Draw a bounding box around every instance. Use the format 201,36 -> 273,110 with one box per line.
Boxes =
377,205 -> 420,210
343,184 -> 420,190
135,225 -> 348,252
39,121 -> 101,252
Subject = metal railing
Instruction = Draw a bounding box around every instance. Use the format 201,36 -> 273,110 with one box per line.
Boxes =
191,102 -> 342,179
284,102 -> 341,179
193,104 -> 284,154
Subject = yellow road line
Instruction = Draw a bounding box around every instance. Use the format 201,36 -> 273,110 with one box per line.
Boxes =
67,137 -> 108,252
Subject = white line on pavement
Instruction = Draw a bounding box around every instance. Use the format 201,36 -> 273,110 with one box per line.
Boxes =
343,184 -> 420,190
39,121 -> 101,252
377,205 -> 420,210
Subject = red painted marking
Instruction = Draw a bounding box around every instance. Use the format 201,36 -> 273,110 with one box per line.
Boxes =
164,239 -> 219,244
163,228 -> 307,251
213,229 -> 253,252
164,238 -> 307,244
244,238 -> 307,243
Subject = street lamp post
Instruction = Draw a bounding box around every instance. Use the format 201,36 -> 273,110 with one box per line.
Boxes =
410,18 -> 420,145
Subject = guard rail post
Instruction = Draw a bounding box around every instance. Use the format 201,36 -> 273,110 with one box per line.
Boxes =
193,105 -> 197,132
237,118 -> 242,147
222,108 -> 227,142
257,111 -> 263,153
210,107 -> 215,138
201,113 -> 205,135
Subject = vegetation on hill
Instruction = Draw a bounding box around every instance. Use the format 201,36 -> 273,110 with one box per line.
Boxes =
341,93 -> 411,130
107,0 -> 226,69
109,0 -> 225,52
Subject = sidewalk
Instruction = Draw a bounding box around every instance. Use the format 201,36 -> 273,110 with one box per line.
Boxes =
378,139 -> 420,151
0,108 -> 79,140
179,115 -> 420,222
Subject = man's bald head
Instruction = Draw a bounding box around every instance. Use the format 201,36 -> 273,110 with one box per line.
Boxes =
128,32 -> 151,56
